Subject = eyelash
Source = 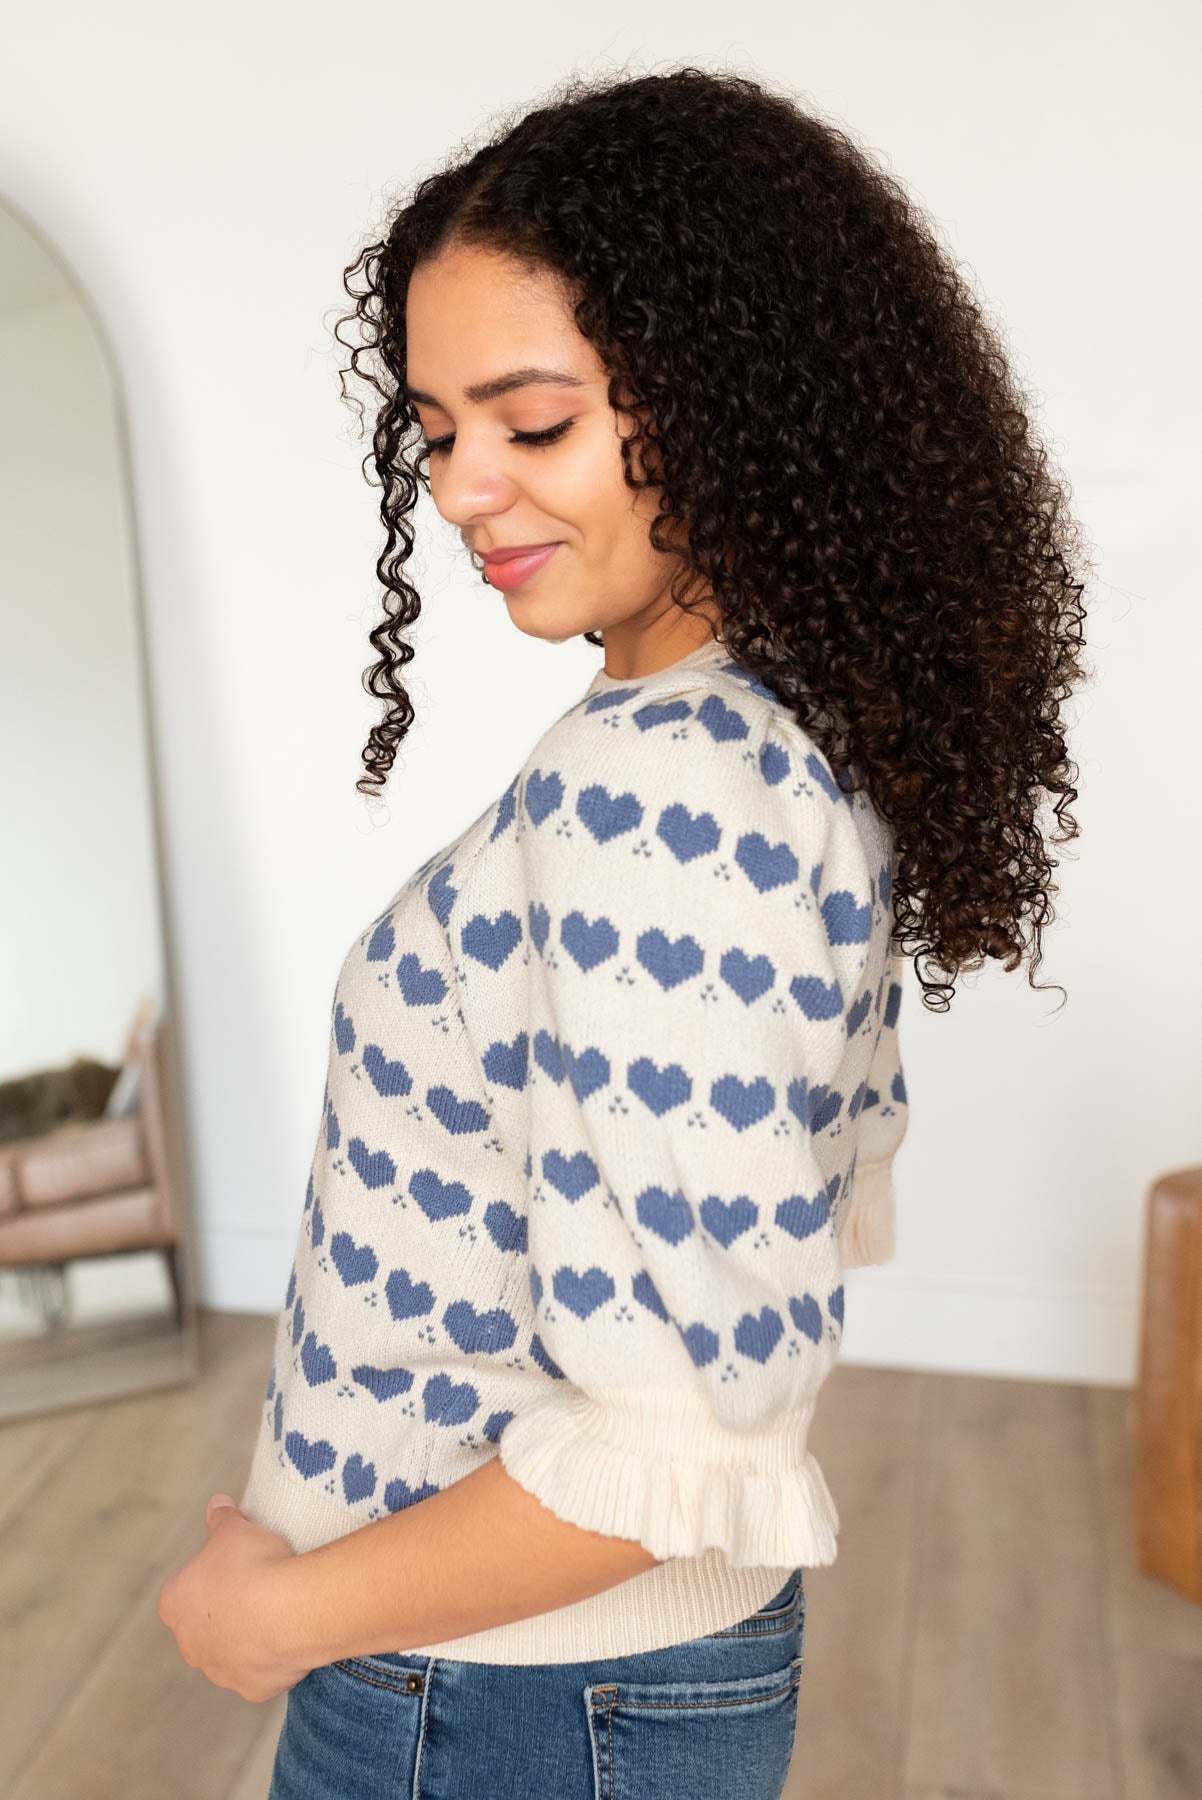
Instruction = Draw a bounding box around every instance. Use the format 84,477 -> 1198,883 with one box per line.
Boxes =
422,419 -> 575,457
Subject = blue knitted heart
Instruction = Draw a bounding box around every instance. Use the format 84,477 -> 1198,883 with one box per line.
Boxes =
334,1002 -> 355,1054
775,1191 -> 830,1240
484,1200 -> 527,1253
563,1042 -> 610,1101
805,751 -> 854,808
710,1073 -> 775,1131
679,1320 -> 719,1367
808,1084 -> 844,1132
462,909 -> 523,971
285,1431 -> 337,1480
637,928 -> 703,991
491,780 -> 517,838
735,1305 -> 784,1363
846,988 -> 873,1036
735,831 -> 799,893
483,1032 -> 528,1090
720,947 -> 775,1004
577,784 -> 644,844
309,1196 -> 325,1248
341,1454 -> 377,1503
524,766 -> 563,826
534,1029 -> 566,1082
482,1409 -> 515,1442
543,1146 -> 598,1202
696,692 -> 751,743
366,917 -> 395,962
789,1293 -> 824,1344
362,1043 -> 413,1099
628,1056 -> 692,1116
528,900 -> 550,953
656,802 -> 721,865
443,1299 -> 518,1355
827,1286 -> 845,1327
426,863 -> 458,926
347,1137 -> 396,1191
290,1295 -> 305,1346
330,1231 -> 379,1286
700,1194 -> 758,1246
631,697 -> 692,732
410,1168 -> 473,1222
636,1185 -> 695,1245
758,738 -> 791,787
529,1333 -> 565,1378
788,972 -> 845,1021
384,1475 -> 441,1512
384,1266 -> 435,1320
325,1100 -> 340,1149
632,1269 -> 670,1320
823,889 -> 873,945
422,1372 -> 479,1426
396,952 -> 448,1007
426,1085 -> 490,1136
561,910 -> 619,972
301,1332 -> 336,1386
552,1264 -> 615,1319
352,1363 -> 415,1401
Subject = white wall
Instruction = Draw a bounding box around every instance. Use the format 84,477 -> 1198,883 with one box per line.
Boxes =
1,1 -> 1196,1386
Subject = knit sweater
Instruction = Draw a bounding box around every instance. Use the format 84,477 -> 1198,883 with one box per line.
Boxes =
238,632 -> 909,1663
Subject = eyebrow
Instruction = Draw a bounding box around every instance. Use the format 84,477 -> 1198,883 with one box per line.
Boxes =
404,366 -> 589,407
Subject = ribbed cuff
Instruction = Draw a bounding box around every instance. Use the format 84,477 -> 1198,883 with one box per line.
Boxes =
496,1384 -> 840,1568
838,1155 -> 897,1267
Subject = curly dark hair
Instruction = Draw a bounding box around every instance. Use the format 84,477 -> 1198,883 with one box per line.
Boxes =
333,63 -> 1093,1013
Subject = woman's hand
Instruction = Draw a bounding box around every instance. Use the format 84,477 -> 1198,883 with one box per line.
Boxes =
157,1495 -> 316,1703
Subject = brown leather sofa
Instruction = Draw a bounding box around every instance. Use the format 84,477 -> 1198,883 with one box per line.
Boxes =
0,997 -> 186,1329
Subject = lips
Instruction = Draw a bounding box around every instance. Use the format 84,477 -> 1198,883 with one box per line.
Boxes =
480,541 -> 560,564
480,543 -> 561,591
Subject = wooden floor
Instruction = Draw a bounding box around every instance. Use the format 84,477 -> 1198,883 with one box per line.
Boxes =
0,1306 -> 1199,1799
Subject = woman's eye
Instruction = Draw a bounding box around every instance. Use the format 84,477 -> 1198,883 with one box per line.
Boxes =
422,419 -> 575,457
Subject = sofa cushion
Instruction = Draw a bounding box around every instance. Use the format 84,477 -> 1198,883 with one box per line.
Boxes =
17,1116 -> 147,1209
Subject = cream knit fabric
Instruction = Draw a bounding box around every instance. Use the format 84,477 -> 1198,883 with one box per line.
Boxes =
238,634 -> 909,1662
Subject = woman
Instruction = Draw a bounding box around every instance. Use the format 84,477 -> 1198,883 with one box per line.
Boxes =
158,64 -> 1088,1800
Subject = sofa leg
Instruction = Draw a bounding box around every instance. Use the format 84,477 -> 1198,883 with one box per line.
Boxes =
164,1245 -> 186,1331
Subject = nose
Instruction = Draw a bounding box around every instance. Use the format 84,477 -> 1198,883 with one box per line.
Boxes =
429,438 -> 520,531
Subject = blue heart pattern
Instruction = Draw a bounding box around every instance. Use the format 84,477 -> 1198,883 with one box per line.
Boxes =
262,664 -> 904,1539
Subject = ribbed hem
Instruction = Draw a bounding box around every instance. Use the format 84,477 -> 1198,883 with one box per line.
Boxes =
838,1155 -> 897,1267
497,1385 -> 839,1569
238,1414 -> 806,1663
238,1385 -> 839,1664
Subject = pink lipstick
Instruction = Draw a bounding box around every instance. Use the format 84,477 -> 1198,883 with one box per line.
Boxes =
480,543 -> 560,591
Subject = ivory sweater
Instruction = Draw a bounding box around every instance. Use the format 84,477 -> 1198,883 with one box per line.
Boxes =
238,633 -> 910,1663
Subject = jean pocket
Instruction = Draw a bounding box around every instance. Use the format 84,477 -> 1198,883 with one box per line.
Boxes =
584,1657 -> 803,1800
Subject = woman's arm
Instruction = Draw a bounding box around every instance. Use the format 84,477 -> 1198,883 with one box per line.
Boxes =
271,1454 -> 662,1666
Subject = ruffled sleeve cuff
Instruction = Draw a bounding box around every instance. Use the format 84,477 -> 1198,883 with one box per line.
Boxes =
837,1154 -> 898,1268
497,1384 -> 841,1568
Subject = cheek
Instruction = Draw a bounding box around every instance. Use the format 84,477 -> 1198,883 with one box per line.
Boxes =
543,432 -> 654,561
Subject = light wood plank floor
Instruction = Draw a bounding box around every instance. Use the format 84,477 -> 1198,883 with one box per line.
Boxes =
1,1307 -> 1199,1798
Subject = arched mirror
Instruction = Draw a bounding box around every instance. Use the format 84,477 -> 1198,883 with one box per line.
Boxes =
0,198 -> 198,1418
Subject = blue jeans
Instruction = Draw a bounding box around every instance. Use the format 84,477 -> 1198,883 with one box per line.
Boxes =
267,1568 -> 805,1799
